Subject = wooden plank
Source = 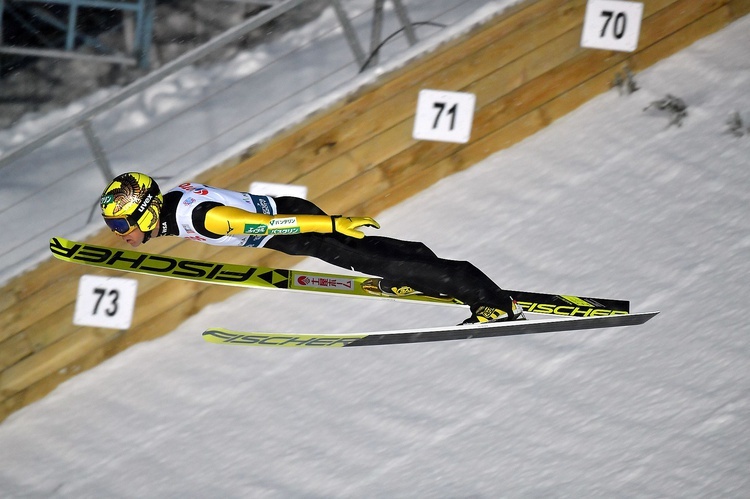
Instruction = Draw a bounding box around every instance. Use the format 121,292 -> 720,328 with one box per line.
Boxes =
295,153 -> 365,200
2,265 -> 166,346
631,4 -> 733,70
23,303 -> 80,353
9,269 -> 196,370
347,119 -> 415,173
640,0 -> 728,46
0,270 -> 80,343
345,26 -> 586,183
316,167 -> 390,214
129,277 -> 202,328
0,341 -> 109,423
360,159 -> 459,218
101,299 -> 198,357
729,0 -> 750,17
0,332 -> 31,372
0,328 -> 119,397
466,26 -> 585,109
0,283 -> 19,316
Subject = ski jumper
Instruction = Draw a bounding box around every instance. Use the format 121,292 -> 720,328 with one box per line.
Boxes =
157,183 -> 514,312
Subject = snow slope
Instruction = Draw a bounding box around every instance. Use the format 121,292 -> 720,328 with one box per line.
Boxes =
0,11 -> 749,499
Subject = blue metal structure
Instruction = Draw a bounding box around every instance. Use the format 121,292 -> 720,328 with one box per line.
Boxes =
0,0 -> 155,68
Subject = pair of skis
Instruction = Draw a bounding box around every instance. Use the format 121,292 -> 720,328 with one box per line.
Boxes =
50,237 -> 658,348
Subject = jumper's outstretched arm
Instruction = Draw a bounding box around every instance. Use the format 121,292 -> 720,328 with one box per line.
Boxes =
203,206 -> 380,239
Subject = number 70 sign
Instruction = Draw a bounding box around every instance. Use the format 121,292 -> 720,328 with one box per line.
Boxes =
581,0 -> 643,52
413,89 -> 476,144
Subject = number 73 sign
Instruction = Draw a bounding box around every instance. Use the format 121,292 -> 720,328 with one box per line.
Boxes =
74,275 -> 138,329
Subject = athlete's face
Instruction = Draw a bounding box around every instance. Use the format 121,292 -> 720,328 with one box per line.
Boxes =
119,227 -> 146,247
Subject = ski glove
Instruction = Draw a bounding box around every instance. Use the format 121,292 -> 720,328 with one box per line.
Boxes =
203,206 -> 380,239
331,215 -> 380,239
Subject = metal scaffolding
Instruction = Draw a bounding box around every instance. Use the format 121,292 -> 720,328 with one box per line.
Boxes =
0,0 -> 434,178
0,0 -> 155,68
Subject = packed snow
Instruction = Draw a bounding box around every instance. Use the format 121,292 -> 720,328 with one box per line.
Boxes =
1,6 -> 749,499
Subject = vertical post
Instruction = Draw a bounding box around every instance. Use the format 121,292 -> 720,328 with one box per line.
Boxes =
329,0 -> 367,68
134,0 -> 155,69
66,0 -> 79,51
369,0 -> 385,68
123,10 -> 134,56
391,0 -> 417,45
0,0 -> 5,48
81,120 -> 115,182
342,0 -> 420,72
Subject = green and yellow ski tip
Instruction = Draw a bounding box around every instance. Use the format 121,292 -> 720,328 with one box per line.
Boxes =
202,328 -> 367,348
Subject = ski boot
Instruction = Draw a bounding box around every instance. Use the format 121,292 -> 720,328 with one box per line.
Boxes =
362,278 -> 420,297
461,299 -> 525,325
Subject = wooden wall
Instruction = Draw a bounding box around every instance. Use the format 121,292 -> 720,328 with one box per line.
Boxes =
2,0 -> 748,422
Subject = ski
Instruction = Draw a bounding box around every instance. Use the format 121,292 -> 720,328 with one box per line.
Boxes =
202,311 -> 659,348
50,236 -> 630,316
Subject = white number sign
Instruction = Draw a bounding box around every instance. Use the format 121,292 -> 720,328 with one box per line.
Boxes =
250,181 -> 308,199
74,275 -> 138,329
413,89 -> 476,144
581,0 -> 643,52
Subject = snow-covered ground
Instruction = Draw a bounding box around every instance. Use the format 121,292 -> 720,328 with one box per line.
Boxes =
1,7 -> 749,499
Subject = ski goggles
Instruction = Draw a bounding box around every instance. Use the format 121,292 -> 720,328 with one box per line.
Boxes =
103,215 -> 139,235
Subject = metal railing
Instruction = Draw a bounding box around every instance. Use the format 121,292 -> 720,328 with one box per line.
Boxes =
0,0 -> 308,176
0,0 -> 421,179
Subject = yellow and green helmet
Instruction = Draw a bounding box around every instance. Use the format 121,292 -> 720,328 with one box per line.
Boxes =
100,172 -> 163,235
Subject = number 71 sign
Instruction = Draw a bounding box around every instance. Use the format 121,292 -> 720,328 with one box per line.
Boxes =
581,0 -> 643,52
413,89 -> 476,144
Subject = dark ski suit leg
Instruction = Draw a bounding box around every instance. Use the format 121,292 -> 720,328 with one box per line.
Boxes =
264,197 -> 514,312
